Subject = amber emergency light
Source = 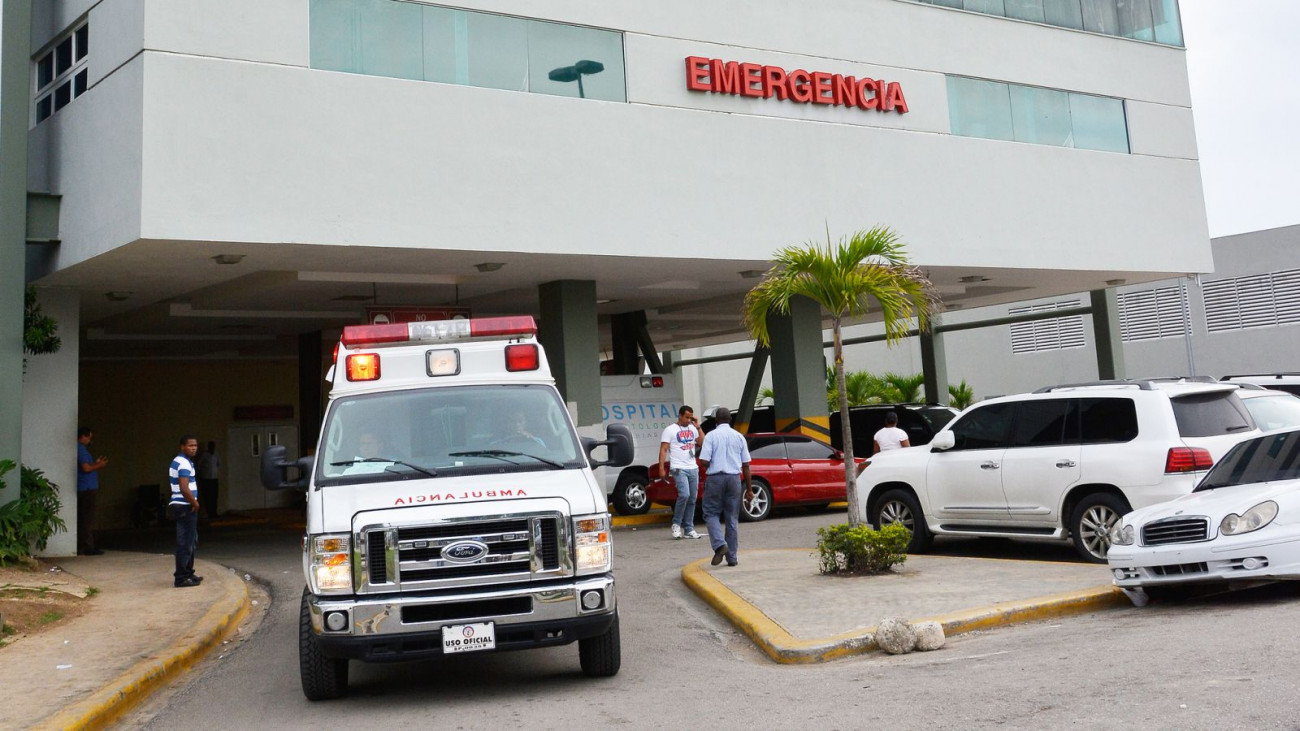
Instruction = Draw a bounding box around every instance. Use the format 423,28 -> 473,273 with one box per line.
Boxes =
346,353 -> 381,382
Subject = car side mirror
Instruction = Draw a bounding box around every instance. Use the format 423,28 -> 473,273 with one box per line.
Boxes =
930,431 -> 956,451
832,450 -> 845,461
260,445 -> 313,490
583,424 -> 635,469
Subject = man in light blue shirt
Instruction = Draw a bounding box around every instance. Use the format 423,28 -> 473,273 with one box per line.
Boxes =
699,408 -> 752,567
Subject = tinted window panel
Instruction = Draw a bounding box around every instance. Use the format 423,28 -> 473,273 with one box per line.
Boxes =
747,437 -> 786,460
1012,399 -> 1070,447
1172,393 -> 1254,438
74,69 -> 88,96
949,403 -> 1014,450
1198,431 -> 1300,491
964,0 -> 1006,15
75,25 -> 89,60
1043,0 -> 1084,29
53,82 -> 72,111
1005,0 -> 1045,23
1117,0 -> 1155,40
1081,0 -> 1120,35
784,437 -> 836,460
1242,394 -> 1300,432
1079,398 -> 1138,443
526,19 -> 626,102
947,76 -> 1014,141
1010,84 -> 1072,146
56,37 -> 74,75
38,53 -> 54,89
1068,93 -> 1129,153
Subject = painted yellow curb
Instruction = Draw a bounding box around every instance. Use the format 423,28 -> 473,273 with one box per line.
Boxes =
681,556 -> 1127,664
35,569 -> 251,731
612,511 -> 673,527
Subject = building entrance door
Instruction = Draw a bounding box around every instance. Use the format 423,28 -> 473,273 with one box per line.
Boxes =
225,424 -> 299,511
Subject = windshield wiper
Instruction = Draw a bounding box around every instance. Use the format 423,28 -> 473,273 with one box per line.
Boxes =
1227,425 -> 1253,432
448,449 -> 565,470
330,457 -> 438,478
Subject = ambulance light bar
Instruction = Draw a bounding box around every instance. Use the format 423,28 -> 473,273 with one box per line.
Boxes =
341,316 -> 537,348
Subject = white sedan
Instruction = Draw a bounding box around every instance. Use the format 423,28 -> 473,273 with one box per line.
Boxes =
1107,427 -> 1300,604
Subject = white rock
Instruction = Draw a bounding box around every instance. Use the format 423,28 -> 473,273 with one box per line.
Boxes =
913,621 -> 946,651
875,617 -> 916,655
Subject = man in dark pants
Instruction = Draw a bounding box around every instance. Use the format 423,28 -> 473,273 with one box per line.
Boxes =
76,427 -> 109,555
698,408 -> 752,567
169,436 -> 203,588
196,440 -> 221,520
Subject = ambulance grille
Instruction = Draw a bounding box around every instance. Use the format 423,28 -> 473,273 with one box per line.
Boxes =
363,514 -> 566,590
368,531 -> 388,584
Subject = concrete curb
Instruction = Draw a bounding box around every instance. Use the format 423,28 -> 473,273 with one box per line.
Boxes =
681,556 -> 1127,664
34,562 -> 251,731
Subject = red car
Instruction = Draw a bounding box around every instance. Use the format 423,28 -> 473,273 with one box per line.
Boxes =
646,433 -> 865,521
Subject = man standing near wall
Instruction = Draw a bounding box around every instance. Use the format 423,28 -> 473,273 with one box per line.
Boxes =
75,427 -> 108,555
698,408 -> 752,567
169,436 -> 202,588
196,441 -> 221,520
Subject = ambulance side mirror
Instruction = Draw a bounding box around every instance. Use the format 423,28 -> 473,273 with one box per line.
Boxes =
583,424 -> 634,469
261,445 -> 313,490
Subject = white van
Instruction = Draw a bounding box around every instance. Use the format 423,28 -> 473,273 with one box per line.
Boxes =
600,373 -> 683,515
262,316 -> 632,700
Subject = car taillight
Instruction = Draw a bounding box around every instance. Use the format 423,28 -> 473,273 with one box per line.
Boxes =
1165,446 -> 1213,473
346,353 -> 381,381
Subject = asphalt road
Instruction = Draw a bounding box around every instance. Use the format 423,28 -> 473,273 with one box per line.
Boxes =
114,508 -> 1300,730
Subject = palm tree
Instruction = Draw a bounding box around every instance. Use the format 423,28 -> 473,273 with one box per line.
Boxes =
743,227 -> 938,527
948,379 -> 975,409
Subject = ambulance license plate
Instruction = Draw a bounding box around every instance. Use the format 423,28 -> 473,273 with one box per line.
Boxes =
442,622 -> 496,654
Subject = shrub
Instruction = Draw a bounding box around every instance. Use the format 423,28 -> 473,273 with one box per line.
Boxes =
0,461 -> 68,565
816,522 -> 910,575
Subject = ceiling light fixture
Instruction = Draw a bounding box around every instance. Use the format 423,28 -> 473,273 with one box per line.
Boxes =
739,269 -> 766,279
104,291 -> 133,302
212,254 -> 245,265
474,262 -> 505,273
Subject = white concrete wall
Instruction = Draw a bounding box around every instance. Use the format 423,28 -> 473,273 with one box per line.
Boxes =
21,288 -> 80,558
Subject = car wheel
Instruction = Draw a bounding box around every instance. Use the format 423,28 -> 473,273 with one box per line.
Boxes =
872,489 -> 933,552
1070,493 -> 1130,563
578,611 -> 621,678
740,479 -> 772,522
299,588 -> 349,701
611,473 -> 650,516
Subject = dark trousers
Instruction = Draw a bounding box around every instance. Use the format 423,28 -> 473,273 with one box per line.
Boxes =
77,489 -> 97,553
199,478 -> 219,519
174,509 -> 198,581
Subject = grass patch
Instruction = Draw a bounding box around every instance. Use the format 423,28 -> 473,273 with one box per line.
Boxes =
85,587 -> 99,597
2,623 -> 15,636
37,610 -> 63,625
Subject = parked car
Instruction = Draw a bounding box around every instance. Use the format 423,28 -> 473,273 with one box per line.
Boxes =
1107,427 -> 1300,602
1221,373 -> 1300,397
645,433 -> 865,521
701,403 -> 959,451
858,379 -> 1261,562
1236,386 -> 1300,430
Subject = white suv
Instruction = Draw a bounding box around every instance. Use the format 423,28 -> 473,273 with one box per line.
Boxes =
859,380 -> 1260,561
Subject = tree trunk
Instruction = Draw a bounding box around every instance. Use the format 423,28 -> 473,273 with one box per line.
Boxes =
834,319 -> 859,528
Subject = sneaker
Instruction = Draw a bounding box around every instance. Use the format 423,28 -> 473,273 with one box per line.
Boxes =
684,530 -> 702,539
711,544 -> 727,566
174,576 -> 201,588
671,524 -> 682,539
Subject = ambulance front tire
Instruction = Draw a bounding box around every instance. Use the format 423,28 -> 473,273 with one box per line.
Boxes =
612,473 -> 650,516
579,611 -> 621,677
299,589 -> 349,701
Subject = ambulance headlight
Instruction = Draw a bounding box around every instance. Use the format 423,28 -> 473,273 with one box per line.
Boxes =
309,533 -> 353,594
573,514 -> 612,575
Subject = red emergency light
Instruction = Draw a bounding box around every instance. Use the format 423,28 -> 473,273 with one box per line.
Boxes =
505,344 -> 540,372
340,316 -> 538,348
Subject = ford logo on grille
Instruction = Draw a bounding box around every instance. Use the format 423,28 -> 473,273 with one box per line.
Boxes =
442,540 -> 489,564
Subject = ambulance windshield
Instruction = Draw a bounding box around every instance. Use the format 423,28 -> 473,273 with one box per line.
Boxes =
317,384 -> 585,484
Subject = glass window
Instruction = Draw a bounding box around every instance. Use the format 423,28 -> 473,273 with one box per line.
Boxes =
1116,0 -> 1155,40
1151,0 -> 1182,46
36,96 -> 53,123
1171,393 -> 1254,438
747,437 -> 787,460
1241,394 -> 1300,433
1068,92 -> 1128,152
1198,432 -> 1300,492
784,437 -> 837,460
75,25 -> 89,61
54,82 -> 72,111
964,0 -> 1006,15
74,69 -> 88,96
1012,399 -> 1071,447
1081,0 -> 1120,35
1043,0 -> 1084,29
56,37 -> 74,75
947,76 -> 1014,141
1004,0 -> 1046,23
1079,398 -> 1138,443
527,20 -> 626,102
949,403 -> 1014,450
309,0 -> 422,80
38,53 -> 54,89
1010,85 -> 1072,146
925,0 -> 964,8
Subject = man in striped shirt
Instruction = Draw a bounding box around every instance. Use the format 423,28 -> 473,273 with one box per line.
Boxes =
170,436 -> 202,588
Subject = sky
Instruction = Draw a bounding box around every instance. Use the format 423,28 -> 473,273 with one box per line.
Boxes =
1180,0 -> 1300,238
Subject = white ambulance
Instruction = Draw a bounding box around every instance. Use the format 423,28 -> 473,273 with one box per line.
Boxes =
599,373 -> 684,515
261,316 -> 632,701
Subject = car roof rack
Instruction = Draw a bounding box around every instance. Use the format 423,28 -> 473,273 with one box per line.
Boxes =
1144,376 -> 1218,384
1224,373 -> 1300,379
1033,379 -> 1155,393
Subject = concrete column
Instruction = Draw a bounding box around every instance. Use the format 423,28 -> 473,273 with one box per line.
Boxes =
21,288 -> 79,557
1,1 -> 34,501
733,346 -> 770,434
768,297 -> 830,443
920,315 -> 949,405
1090,288 -> 1127,380
537,280 -> 601,428
298,331 -> 324,452
609,310 -> 644,375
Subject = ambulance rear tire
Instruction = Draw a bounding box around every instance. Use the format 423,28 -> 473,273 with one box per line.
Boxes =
579,611 -> 621,677
299,589 -> 349,701
612,474 -> 650,516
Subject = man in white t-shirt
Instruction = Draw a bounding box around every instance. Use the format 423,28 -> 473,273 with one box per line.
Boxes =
857,411 -> 911,477
658,405 -> 702,540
